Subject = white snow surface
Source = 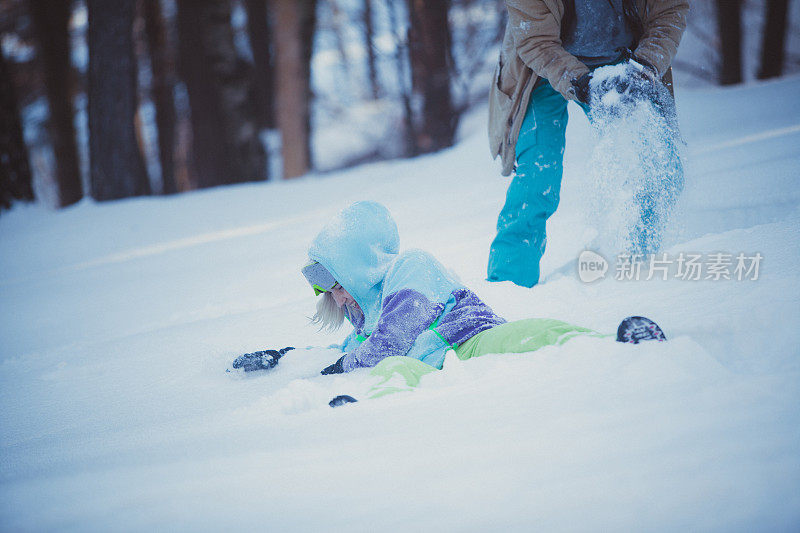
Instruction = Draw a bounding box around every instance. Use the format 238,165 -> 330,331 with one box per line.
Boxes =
2,76 -> 800,531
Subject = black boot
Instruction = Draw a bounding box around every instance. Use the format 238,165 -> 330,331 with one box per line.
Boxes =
616,316 -> 666,344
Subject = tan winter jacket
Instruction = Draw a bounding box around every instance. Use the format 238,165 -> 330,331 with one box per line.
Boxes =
488,0 -> 689,175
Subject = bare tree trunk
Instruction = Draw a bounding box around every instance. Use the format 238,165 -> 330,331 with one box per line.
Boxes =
757,0 -> 790,80
363,0 -> 379,99
388,0 -> 416,156
716,0 -> 743,85
330,0 -> 352,82
29,0 -> 82,207
244,0 -> 275,129
87,0 -> 150,200
143,0 -> 178,195
273,0 -> 316,179
176,0 -> 225,189
406,0 -> 456,154
0,50 -> 34,211
176,0 -> 267,188
300,0 -> 317,171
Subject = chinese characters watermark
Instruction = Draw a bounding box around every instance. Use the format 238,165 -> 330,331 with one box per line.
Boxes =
577,250 -> 762,283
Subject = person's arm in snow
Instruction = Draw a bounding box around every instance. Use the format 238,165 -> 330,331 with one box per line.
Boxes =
318,309 -> 365,372
339,328 -> 362,353
323,289 -> 444,373
321,355 -> 346,374
232,347 -> 294,371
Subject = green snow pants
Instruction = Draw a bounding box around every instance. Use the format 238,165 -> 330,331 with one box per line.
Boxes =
488,79 -> 590,288
366,318 -> 604,398
454,318 -> 602,360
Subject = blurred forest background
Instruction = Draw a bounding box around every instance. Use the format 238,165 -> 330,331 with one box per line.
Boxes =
0,0 -> 798,211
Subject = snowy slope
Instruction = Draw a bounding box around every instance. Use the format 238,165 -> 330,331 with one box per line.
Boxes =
1,75 -> 799,531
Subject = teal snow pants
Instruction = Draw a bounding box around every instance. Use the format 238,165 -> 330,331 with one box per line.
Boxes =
487,76 -> 683,288
488,79 -> 590,288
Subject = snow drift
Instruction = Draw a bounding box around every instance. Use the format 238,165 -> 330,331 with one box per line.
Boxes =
1,75 -> 799,531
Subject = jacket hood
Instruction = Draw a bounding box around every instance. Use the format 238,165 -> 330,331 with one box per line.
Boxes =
308,201 -> 399,328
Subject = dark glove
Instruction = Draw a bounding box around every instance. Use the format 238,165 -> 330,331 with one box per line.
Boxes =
570,72 -> 593,105
617,48 -> 658,78
232,346 -> 294,372
329,394 -> 358,407
321,355 -> 346,375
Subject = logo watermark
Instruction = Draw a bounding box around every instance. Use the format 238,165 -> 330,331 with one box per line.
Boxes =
578,250 -> 609,283
577,251 -> 763,282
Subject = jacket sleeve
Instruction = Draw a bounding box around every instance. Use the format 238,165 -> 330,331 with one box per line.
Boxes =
634,0 -> 690,77
505,0 -> 589,99
341,289 -> 444,371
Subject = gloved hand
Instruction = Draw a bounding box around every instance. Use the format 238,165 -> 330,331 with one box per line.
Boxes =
573,49 -> 660,108
617,48 -> 659,79
570,72 -> 593,105
321,355 -> 346,375
590,59 -> 660,113
610,63 -> 655,96
232,346 -> 294,372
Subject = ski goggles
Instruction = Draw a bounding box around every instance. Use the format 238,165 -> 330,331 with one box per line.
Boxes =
301,260 -> 337,296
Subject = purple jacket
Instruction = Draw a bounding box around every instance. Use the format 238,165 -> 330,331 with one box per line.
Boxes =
308,202 -> 504,371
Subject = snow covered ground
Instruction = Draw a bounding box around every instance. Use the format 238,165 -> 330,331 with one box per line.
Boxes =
1,75 -> 799,531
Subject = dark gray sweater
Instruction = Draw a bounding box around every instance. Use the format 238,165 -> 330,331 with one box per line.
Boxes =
561,0 -> 636,67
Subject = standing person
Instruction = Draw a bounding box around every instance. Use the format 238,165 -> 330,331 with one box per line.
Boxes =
487,0 -> 689,288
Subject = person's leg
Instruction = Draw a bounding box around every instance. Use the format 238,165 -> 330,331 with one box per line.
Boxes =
488,79 -> 569,288
455,318 -> 606,360
582,73 -> 684,255
365,320 -> 602,398
633,87 -> 684,254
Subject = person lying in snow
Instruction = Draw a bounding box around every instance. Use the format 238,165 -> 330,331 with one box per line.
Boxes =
233,201 -> 665,378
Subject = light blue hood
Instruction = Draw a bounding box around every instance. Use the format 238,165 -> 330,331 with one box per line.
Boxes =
308,201 -> 399,331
